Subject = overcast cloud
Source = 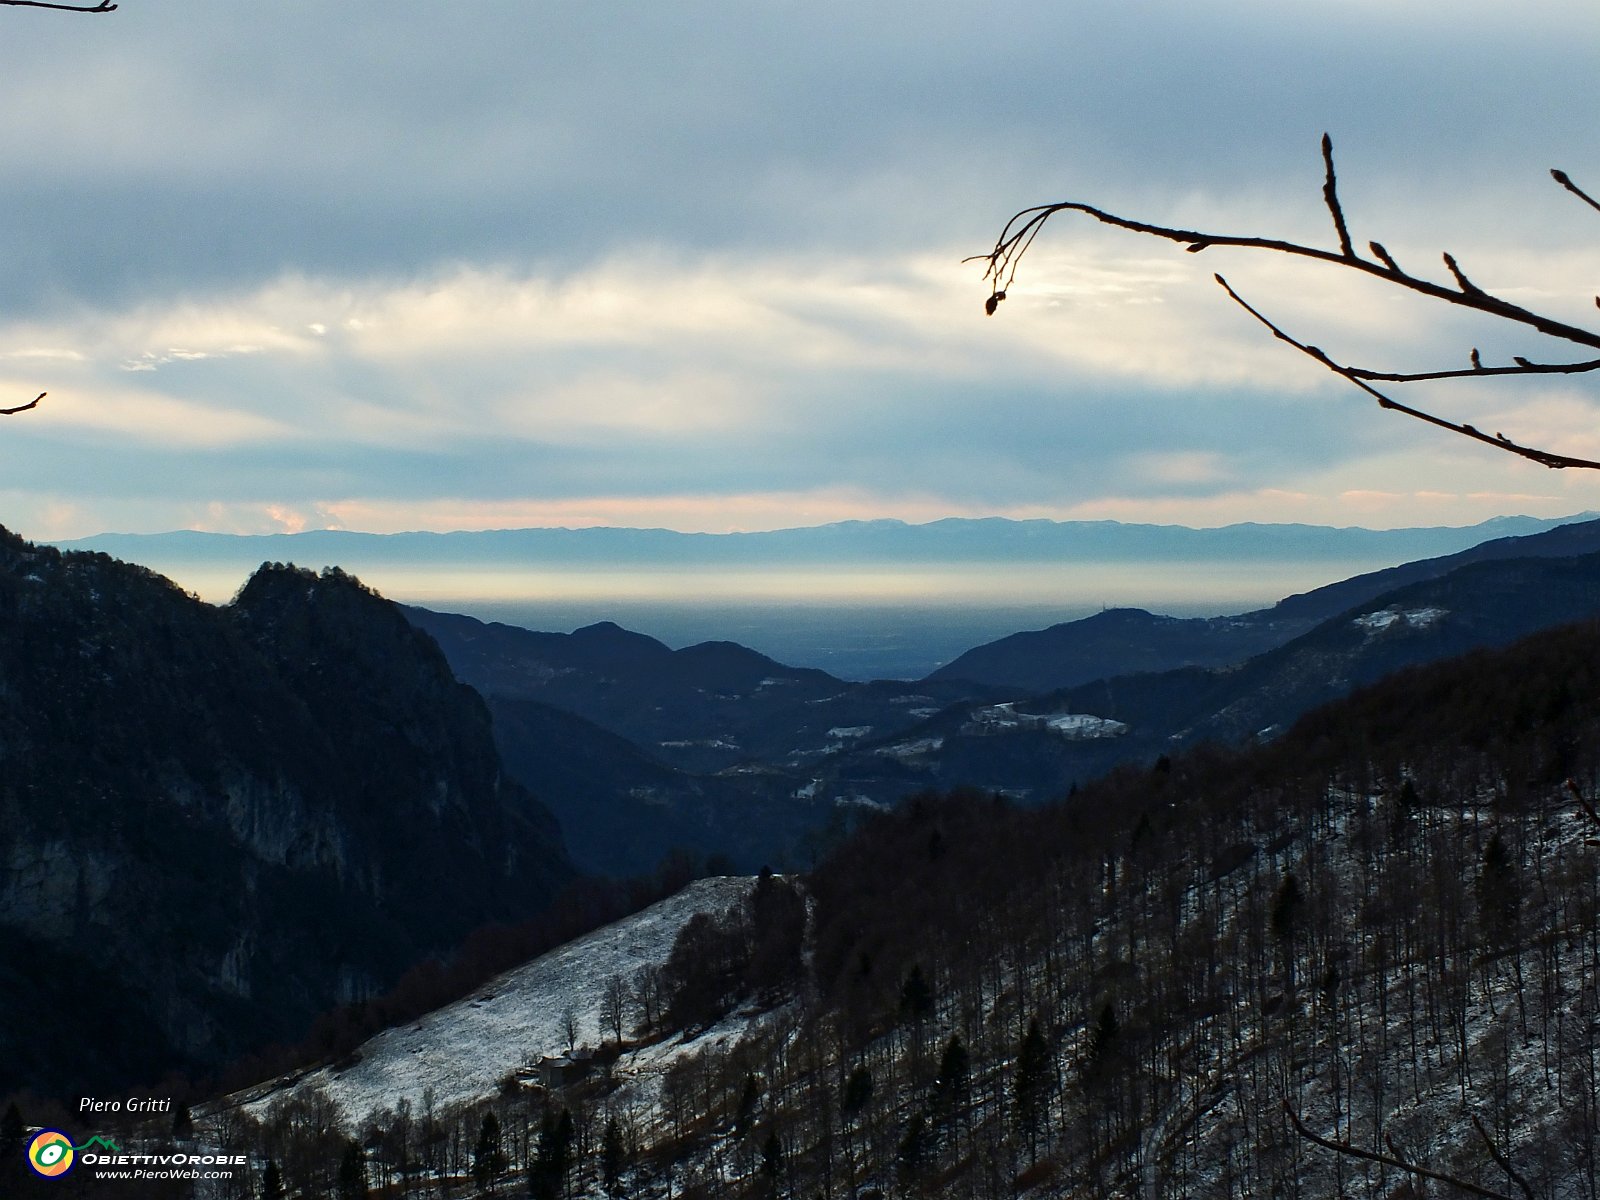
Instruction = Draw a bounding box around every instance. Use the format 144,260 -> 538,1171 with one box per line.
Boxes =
0,0 -> 1597,538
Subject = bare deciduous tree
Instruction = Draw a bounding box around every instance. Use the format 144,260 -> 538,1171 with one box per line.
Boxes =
975,134 -> 1600,470
600,973 -> 628,1045
1284,1103 -> 1534,1200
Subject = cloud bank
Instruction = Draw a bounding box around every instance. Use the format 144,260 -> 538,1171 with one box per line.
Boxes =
0,0 -> 1595,538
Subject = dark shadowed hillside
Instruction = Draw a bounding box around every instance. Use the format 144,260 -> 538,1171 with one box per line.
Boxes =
0,533 -> 573,1099
406,606 -> 1007,876
484,695 -> 837,876
160,613 -> 1600,1199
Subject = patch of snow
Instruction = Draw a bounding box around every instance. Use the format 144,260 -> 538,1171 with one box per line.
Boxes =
874,736 -> 944,759
826,725 -> 872,739
835,794 -> 889,811
1043,712 -> 1128,738
1352,606 -> 1447,636
961,703 -> 1127,739
236,876 -> 756,1126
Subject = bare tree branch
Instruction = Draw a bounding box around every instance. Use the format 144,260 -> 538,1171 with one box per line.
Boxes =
1552,168 -> 1600,218
1567,778 -> 1600,828
972,183 -> 1600,352
1283,1103 -> 1518,1200
974,134 -> 1600,470
0,393 -> 45,416
1216,277 -> 1600,471
1470,1116 -> 1535,1200
0,1 -> 115,9
1345,355 -> 1600,384
1321,132 -> 1354,260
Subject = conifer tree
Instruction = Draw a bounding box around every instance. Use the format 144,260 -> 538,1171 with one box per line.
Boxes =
842,1064 -> 874,1118
1085,1001 -> 1119,1082
1013,1017 -> 1051,1164
337,1138 -> 368,1200
898,964 -> 934,1022
1271,872 -> 1304,989
262,1160 -> 286,1200
601,1117 -> 625,1197
473,1111 -> 504,1193
931,1034 -> 970,1147
1478,831 -> 1520,947
736,1073 -> 761,1135
897,1112 -> 928,1179
762,1127 -> 783,1181
531,1108 -> 574,1200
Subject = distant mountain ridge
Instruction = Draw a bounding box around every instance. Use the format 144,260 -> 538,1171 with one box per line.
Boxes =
824,548 -> 1600,804
56,512 -> 1594,568
404,606 -> 1004,875
930,515 -> 1600,691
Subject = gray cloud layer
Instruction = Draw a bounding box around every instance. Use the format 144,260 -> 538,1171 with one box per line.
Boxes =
0,1 -> 1595,536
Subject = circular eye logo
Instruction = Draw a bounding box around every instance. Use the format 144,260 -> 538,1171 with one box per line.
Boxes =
27,1130 -> 76,1178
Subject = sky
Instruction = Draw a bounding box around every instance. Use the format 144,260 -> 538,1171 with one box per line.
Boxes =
1,1 -> 1599,540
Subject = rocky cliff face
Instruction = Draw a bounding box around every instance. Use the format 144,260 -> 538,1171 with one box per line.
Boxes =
0,533 -> 572,1098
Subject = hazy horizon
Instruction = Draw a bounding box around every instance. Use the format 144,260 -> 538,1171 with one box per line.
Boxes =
54,509 -> 1591,678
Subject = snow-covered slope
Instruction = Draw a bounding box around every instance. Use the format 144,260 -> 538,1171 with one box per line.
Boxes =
237,876 -> 755,1124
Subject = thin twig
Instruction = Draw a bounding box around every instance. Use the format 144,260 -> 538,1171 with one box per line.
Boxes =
1321,133 -> 1355,259
1470,1116 -> 1535,1200
1567,779 -> 1600,828
1283,1104 -> 1517,1200
0,392 -> 44,415
1443,252 -> 1487,297
1552,169 -> 1600,217
1215,276 -> 1600,470
1346,356 -> 1600,384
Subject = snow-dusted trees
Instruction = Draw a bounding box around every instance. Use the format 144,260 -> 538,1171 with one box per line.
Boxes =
659,872 -> 808,1032
600,973 -> 628,1045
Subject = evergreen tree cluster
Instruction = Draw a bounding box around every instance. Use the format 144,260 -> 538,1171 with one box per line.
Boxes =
660,868 -> 807,1031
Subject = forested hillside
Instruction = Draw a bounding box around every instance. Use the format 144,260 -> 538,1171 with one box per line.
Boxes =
96,615 -> 1600,1199
800,618 -> 1600,1196
636,617 -> 1600,1196
0,531 -> 573,1100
